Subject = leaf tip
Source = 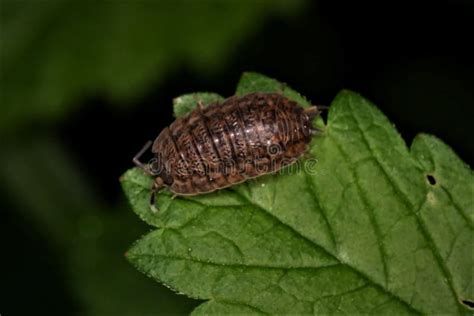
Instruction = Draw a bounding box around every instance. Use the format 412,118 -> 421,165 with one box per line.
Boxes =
124,242 -> 140,263
120,167 -> 136,182
237,71 -> 265,85
412,132 -> 433,142
335,89 -> 364,101
240,70 -> 264,78
411,133 -> 451,156
119,168 -> 139,184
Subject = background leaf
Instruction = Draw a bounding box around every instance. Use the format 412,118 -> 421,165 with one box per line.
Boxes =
0,138 -> 198,315
121,73 -> 473,314
0,0 -> 305,135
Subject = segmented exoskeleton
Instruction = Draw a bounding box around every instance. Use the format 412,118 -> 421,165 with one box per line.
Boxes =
133,92 -> 322,211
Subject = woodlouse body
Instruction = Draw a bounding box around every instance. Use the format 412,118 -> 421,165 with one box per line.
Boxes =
134,92 -> 321,209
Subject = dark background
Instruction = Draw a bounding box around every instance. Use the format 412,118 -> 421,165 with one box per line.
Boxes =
1,0 -> 473,314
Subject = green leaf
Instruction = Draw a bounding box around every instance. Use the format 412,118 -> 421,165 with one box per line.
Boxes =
0,0 -> 305,136
237,72 -> 311,107
121,73 -> 473,314
173,93 -> 224,118
191,301 -> 266,315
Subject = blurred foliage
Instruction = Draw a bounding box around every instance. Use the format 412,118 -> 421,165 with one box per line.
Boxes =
0,0 -> 305,136
0,138 -> 200,314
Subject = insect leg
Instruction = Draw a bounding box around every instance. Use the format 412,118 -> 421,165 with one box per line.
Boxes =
150,191 -> 159,213
149,177 -> 165,213
191,94 -> 206,111
309,127 -> 324,136
315,105 -> 329,110
304,106 -> 319,119
305,105 -> 329,118
197,100 -> 205,111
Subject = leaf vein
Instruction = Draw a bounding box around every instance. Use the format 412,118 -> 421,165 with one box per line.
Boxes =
304,172 -> 337,251
328,134 -> 390,287
231,185 -> 419,313
440,185 -> 474,229
347,94 -> 463,313
213,299 -> 269,315
312,284 -> 370,303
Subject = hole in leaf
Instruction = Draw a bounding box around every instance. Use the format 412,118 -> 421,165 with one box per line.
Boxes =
426,174 -> 437,185
461,299 -> 474,309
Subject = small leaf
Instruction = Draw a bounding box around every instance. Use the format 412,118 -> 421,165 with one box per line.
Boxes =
237,72 -> 311,107
173,93 -> 224,118
121,73 -> 473,314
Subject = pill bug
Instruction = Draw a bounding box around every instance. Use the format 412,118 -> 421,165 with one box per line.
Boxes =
133,92 -> 322,211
